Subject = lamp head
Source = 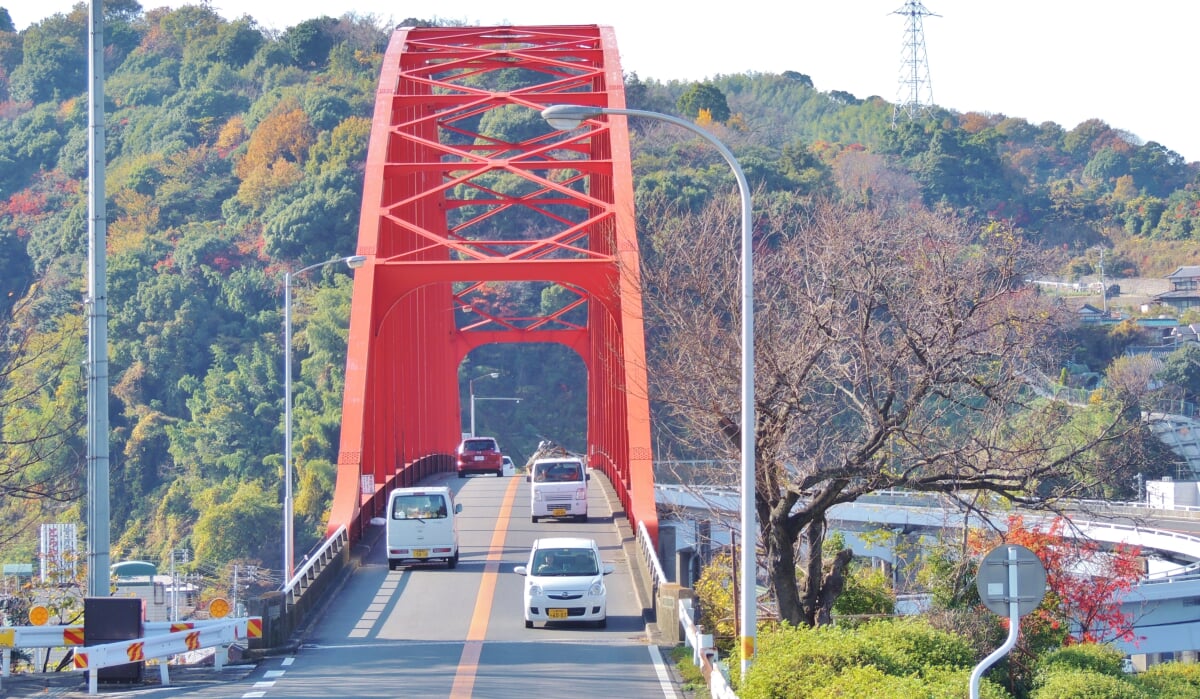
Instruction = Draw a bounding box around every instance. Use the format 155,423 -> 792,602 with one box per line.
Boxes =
345,255 -> 368,269
541,104 -> 603,131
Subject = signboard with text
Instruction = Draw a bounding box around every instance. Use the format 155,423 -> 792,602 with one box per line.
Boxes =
40,522 -> 78,582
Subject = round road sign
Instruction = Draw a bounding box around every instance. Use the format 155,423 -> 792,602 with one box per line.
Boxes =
28,605 -> 49,626
209,597 -> 231,619
975,544 -> 1047,617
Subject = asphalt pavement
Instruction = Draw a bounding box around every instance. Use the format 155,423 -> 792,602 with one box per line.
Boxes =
0,656 -> 259,697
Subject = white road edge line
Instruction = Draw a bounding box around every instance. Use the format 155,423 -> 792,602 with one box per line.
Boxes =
647,644 -> 678,698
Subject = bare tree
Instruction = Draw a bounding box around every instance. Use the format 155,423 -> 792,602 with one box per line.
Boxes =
643,196 -> 1141,626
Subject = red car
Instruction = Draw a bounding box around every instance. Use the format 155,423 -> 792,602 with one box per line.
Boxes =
456,436 -> 504,477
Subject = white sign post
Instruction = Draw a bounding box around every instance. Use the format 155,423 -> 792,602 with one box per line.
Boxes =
969,544 -> 1047,698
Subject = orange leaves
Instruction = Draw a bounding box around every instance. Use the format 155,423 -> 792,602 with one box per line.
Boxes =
5,189 -> 46,218
233,98 -> 314,209
973,514 -> 1143,645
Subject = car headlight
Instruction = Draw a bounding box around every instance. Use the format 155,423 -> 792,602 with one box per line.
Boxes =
588,580 -> 604,597
529,583 -> 543,597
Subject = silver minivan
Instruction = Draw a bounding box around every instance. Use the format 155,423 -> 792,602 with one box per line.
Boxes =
385,486 -> 461,569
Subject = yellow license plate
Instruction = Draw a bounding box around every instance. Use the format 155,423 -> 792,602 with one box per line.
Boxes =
552,508 -> 567,516
548,608 -> 568,619
413,549 -> 429,558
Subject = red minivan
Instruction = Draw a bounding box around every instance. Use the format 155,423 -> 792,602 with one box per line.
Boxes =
456,436 -> 504,477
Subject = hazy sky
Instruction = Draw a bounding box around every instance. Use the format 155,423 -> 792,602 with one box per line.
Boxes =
8,1 -> 1199,162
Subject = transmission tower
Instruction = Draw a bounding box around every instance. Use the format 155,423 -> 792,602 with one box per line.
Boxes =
892,1 -> 939,126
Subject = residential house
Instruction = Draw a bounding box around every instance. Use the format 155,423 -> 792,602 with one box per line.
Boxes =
1155,266 -> 1200,312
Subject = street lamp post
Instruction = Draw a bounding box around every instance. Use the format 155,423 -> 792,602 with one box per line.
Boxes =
469,372 -> 500,437
283,254 -> 367,583
541,104 -> 756,676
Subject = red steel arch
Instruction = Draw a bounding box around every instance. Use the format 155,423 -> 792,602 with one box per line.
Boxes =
329,25 -> 657,545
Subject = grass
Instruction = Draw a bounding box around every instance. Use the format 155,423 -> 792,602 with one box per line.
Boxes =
667,644 -> 712,698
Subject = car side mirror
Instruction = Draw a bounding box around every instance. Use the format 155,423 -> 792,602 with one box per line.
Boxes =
525,474 -> 531,483
602,563 -> 615,576
514,566 -> 528,576
455,504 -> 463,514
585,473 -> 591,481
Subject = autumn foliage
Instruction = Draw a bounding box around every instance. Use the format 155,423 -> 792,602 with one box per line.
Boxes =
970,514 -> 1143,647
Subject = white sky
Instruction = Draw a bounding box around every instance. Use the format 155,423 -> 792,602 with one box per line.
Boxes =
7,1 -> 1199,162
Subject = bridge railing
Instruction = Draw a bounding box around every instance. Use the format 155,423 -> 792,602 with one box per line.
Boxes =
638,519 -> 741,698
252,525 -> 349,649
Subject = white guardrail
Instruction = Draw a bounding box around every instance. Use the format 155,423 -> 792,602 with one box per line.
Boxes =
637,520 -> 738,699
283,524 -> 348,598
0,616 -> 261,695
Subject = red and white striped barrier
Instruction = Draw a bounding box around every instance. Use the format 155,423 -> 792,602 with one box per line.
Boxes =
0,616 -> 261,695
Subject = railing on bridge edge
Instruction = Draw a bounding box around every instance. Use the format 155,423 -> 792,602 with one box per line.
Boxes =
636,520 -> 738,699
251,524 -> 349,650
248,454 -> 451,650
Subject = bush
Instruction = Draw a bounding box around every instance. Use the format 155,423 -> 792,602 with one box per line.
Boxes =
856,617 -> 975,675
1031,668 -> 1148,699
808,665 -> 1010,699
1034,643 -> 1126,683
738,618 -> 1011,699
1135,660 -> 1200,697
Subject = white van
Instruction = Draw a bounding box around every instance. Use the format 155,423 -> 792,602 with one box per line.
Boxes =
385,486 -> 461,569
527,457 -> 589,523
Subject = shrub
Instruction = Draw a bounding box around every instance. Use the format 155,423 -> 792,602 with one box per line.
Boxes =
1135,660 -> 1200,697
1034,643 -> 1126,683
808,665 -> 1010,699
738,617 -> 1008,699
1031,668 -> 1148,699
856,617 -> 975,675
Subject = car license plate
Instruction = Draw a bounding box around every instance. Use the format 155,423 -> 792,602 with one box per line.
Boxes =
552,508 -> 567,517
473,455 -> 484,461
548,608 -> 568,619
413,549 -> 429,558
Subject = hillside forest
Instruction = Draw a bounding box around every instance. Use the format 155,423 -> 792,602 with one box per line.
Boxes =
1,3 -> 1199,594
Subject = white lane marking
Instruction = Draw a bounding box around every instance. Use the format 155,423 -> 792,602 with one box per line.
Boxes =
241,693 -> 266,698
263,670 -> 285,678
282,656 -> 296,666
647,644 -> 679,698
254,681 -> 276,688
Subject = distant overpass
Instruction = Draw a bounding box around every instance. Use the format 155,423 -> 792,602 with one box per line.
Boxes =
655,483 -> 1200,661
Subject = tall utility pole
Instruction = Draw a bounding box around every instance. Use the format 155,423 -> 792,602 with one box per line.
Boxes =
891,1 -> 939,126
86,0 -> 112,598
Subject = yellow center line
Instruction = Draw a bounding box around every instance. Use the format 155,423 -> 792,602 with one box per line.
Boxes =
450,475 -> 521,697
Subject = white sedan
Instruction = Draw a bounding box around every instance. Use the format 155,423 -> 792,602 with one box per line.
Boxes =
515,537 -> 614,628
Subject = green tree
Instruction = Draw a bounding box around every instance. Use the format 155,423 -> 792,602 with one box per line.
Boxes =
676,82 -> 731,123
8,13 -> 86,102
192,481 -> 279,565
1157,342 -> 1200,404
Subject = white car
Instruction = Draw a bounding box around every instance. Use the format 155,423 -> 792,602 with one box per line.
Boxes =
514,537 -> 614,628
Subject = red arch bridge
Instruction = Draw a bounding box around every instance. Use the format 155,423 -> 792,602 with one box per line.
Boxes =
326,24 -> 658,551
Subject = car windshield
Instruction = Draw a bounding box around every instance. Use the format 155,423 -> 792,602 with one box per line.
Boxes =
463,439 -> 496,451
391,494 -> 448,520
533,548 -> 599,576
534,462 -> 581,482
